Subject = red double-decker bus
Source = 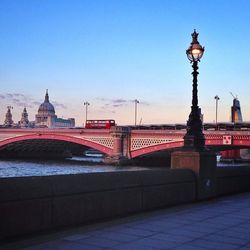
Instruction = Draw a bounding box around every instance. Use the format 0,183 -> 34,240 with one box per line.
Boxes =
85,120 -> 116,129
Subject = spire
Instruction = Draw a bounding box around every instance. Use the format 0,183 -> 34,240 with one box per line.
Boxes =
20,107 -> 29,127
4,106 -> 13,127
45,89 -> 49,102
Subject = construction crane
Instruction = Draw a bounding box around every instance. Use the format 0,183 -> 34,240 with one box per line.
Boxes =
230,92 -> 238,99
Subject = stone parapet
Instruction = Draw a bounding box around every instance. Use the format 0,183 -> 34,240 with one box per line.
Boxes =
2,165 -> 250,241
0,169 -> 195,240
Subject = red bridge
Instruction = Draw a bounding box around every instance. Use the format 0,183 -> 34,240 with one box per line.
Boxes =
0,127 -> 249,163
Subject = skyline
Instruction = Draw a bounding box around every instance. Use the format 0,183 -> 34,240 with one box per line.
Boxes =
1,0 -> 250,126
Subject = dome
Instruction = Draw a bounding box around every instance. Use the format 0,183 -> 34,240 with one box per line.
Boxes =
38,90 -> 55,114
38,102 -> 55,113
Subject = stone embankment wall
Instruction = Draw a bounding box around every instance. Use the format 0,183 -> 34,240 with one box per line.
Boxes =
216,166 -> 250,195
0,169 -> 195,240
1,166 -> 250,240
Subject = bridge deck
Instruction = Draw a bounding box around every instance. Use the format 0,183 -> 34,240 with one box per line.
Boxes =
0,128 -> 250,159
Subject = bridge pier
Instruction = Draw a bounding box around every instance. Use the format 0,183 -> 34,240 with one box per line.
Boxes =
104,126 -> 132,165
220,149 -> 241,162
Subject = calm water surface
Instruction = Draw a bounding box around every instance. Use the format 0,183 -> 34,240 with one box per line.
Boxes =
0,157 -> 151,178
0,157 -> 249,178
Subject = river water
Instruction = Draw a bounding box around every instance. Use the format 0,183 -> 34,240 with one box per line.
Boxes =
0,157 -> 249,178
0,157 -> 152,178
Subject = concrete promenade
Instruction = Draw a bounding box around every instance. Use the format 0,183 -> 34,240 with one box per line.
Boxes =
2,192 -> 250,250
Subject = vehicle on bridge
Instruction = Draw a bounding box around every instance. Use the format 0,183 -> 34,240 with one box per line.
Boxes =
85,119 -> 116,129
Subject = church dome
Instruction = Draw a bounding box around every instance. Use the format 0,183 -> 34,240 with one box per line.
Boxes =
38,90 -> 55,114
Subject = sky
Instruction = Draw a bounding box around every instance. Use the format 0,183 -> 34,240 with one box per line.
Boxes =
1,0 -> 250,126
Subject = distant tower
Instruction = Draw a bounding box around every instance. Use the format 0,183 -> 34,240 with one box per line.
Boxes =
230,94 -> 243,123
20,107 -> 29,127
221,94 -> 244,161
4,106 -> 14,127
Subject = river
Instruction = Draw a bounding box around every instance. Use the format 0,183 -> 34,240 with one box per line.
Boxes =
0,156 -> 152,178
0,157 -> 249,178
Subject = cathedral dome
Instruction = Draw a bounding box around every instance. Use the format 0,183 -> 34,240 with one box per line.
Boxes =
38,90 -> 55,114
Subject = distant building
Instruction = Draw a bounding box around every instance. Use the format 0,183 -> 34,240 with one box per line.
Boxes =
35,90 -> 75,128
4,106 -> 14,127
231,98 -> 243,123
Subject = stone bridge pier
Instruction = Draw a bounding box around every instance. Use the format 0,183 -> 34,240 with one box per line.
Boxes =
104,126 -> 132,165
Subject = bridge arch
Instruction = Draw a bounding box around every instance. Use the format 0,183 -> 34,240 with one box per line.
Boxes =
130,139 -> 250,158
130,141 -> 184,158
0,133 -> 113,156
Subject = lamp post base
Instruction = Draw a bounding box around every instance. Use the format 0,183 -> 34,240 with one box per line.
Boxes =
171,150 -> 216,200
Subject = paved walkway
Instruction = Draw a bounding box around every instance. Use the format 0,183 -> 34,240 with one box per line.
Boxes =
2,192 -> 250,250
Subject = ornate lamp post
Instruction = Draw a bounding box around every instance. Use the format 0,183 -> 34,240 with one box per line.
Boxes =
214,95 -> 220,126
171,30 -> 217,200
84,101 -> 90,126
183,29 -> 205,150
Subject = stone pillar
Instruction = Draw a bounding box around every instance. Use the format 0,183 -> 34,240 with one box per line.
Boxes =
122,128 -> 131,159
104,126 -> 131,165
113,132 -> 123,158
171,150 -> 216,200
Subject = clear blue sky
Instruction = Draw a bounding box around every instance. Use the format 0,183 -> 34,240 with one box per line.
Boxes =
1,0 -> 250,125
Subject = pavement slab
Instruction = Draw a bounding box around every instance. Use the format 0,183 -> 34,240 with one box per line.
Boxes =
1,192 -> 250,250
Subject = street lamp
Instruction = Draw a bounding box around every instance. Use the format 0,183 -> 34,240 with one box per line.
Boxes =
214,95 -> 220,126
171,30 -> 217,200
183,29 -> 205,150
84,101 -> 90,126
134,99 -> 139,126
